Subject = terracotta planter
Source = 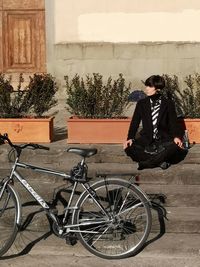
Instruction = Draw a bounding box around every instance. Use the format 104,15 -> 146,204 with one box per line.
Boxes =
67,117 -> 131,144
182,118 -> 200,144
0,117 -> 54,143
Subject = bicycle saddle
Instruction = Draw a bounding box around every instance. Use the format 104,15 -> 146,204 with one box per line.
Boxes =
67,148 -> 97,158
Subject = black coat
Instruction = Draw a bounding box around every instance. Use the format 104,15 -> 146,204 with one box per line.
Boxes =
127,96 -> 183,146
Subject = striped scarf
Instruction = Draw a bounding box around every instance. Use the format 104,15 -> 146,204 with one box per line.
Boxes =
150,97 -> 162,139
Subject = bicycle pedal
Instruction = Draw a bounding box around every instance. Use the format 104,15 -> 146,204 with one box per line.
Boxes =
65,234 -> 77,246
148,193 -> 166,204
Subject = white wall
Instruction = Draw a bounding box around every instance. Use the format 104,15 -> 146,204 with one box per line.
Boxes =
54,0 -> 200,43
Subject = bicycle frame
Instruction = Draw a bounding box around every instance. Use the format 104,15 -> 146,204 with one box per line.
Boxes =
0,155 -> 112,234
0,134 -> 154,260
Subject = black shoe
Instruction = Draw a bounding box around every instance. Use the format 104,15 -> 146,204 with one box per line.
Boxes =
137,162 -> 145,170
159,162 -> 171,170
65,234 -> 77,246
138,160 -> 158,170
137,161 -> 150,170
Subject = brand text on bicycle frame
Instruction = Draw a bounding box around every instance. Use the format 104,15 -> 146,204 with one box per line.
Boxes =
15,173 -> 49,209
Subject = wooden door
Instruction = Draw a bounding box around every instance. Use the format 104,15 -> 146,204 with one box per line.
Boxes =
0,0 -> 46,73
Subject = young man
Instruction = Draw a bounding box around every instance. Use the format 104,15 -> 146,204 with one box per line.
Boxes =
124,75 -> 185,170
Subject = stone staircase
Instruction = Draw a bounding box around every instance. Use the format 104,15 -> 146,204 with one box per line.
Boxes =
0,140 -> 199,233
0,140 -> 200,264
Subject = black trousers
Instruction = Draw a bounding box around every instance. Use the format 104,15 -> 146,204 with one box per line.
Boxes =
125,141 -> 187,168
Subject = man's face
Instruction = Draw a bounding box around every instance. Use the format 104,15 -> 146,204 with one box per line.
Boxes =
145,86 -> 157,96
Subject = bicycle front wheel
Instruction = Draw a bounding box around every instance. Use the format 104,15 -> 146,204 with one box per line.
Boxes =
74,178 -> 152,259
0,184 -> 20,257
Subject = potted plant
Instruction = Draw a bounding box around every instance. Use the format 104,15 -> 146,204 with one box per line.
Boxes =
65,73 -> 132,143
0,73 -> 58,143
163,73 -> 200,144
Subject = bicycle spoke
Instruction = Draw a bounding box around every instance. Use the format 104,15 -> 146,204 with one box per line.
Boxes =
0,186 -> 19,256
75,179 -> 151,259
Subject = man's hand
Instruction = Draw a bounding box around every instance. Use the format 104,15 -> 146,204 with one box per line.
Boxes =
174,137 -> 183,148
123,139 -> 133,149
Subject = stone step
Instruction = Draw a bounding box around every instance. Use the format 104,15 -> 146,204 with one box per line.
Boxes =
29,232 -> 200,259
141,184 -> 200,207
1,163 -> 200,209
164,207 -> 200,234
1,160 -> 200,185
9,182 -> 200,234
0,142 -> 199,168
0,142 -> 198,185
14,205 -> 200,235
10,177 -> 200,208
147,206 -> 200,234
90,162 -> 200,185
3,232 -> 200,267
150,206 -> 198,233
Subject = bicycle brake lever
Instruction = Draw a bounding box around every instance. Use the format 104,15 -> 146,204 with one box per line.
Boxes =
37,144 -> 50,150
31,144 -> 49,150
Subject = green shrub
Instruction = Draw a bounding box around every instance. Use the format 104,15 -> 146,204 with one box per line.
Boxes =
0,73 -> 57,118
27,73 -> 58,117
183,74 -> 200,118
162,74 -> 184,116
162,73 -> 200,118
65,73 -> 131,118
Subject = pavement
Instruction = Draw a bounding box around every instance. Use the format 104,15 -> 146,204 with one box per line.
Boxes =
1,232 -> 200,267
0,133 -> 200,266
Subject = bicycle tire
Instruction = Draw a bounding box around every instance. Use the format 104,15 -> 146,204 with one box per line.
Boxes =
0,184 -> 21,257
73,178 -> 152,259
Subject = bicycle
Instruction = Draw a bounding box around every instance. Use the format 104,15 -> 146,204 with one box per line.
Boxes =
0,133 -> 152,259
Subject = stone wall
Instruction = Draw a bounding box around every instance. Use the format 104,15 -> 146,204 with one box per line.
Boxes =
48,41 -> 200,126
55,41 -> 200,78
53,41 -> 200,95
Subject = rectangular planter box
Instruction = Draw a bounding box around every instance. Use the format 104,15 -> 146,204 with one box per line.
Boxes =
67,118 -> 131,144
67,117 -> 200,144
183,119 -> 200,144
0,117 -> 54,143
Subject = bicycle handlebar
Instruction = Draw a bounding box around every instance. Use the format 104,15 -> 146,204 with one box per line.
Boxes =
0,133 -> 50,153
29,143 -> 50,150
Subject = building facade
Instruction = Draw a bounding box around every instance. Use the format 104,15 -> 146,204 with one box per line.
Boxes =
46,0 -> 200,87
1,1 -> 200,120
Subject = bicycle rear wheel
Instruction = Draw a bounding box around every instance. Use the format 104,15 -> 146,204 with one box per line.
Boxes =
0,184 -> 20,256
73,178 -> 152,259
